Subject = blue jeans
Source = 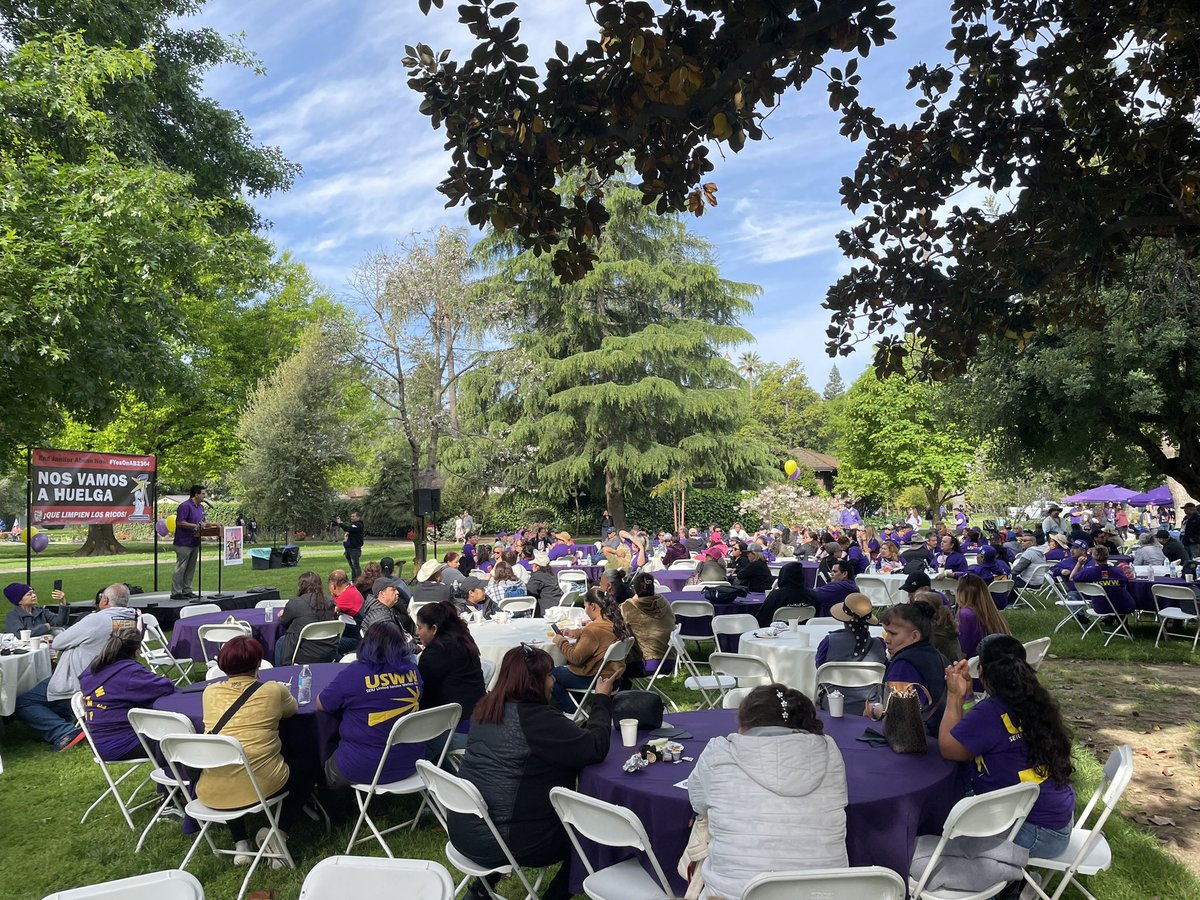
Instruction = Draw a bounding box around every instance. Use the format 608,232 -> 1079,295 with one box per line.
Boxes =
1015,820 -> 1072,860
551,666 -> 595,712
14,676 -> 78,747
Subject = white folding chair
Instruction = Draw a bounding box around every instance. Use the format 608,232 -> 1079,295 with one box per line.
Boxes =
806,617 -> 840,628
1023,636 -> 1052,671
159,733 -> 294,900
299,856 -> 454,899
346,702 -> 462,855
743,866 -> 907,899
480,657 -> 498,690
1049,576 -> 1087,633
668,559 -> 698,570
1075,583 -> 1133,645
206,660 -> 273,680
668,628 -> 723,709
679,583 -> 706,592
415,759 -> 546,900
558,571 -> 590,596
291,619 -> 345,664
709,652 -> 773,695
127,708 -> 196,853
673,600 -> 715,653
178,604 -> 221,619
721,686 -> 753,709
254,598 -> 289,611
568,638 -> 635,722
70,692 -> 155,831
814,661 -> 885,709
1012,563 -> 1053,610
1150,583 -> 1200,650
549,787 -> 673,899
712,613 -> 759,651
652,579 -> 669,594
559,589 -> 587,608
987,579 -> 1014,609
631,624 -> 683,706
1023,745 -> 1133,900
930,576 -> 959,596
499,596 -> 537,615
909,781 -> 1041,899
197,622 -> 252,661
41,869 -> 205,900
855,574 -> 894,609
140,612 -> 193,685
771,605 -> 815,623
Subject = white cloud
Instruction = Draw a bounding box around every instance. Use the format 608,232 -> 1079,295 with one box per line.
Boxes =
728,200 -> 853,265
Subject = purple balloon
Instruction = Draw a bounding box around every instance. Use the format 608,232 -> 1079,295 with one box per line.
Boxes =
789,470 -> 800,481
31,533 -> 49,553
155,519 -> 169,537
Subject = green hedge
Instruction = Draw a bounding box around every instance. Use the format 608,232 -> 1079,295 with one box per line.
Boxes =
471,489 -> 744,535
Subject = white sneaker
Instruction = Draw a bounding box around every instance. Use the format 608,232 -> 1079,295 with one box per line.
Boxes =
256,826 -> 289,870
232,839 -> 253,866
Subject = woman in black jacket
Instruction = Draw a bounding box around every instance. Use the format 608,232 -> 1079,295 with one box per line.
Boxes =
275,571 -> 339,665
450,644 -> 614,900
414,600 -> 486,726
732,546 -> 774,594
756,561 -> 819,627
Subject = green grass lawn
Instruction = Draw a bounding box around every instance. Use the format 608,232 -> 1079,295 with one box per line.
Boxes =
1,564 -> 1197,899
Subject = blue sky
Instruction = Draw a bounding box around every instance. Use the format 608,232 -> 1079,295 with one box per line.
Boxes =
194,0 -> 955,387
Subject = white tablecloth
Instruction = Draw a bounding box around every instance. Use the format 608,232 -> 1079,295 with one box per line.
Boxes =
468,618 -> 567,670
738,624 -> 884,699
859,572 -> 910,606
0,644 -> 52,716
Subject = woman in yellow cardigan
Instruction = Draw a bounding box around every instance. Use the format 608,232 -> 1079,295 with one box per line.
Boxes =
550,585 -> 631,711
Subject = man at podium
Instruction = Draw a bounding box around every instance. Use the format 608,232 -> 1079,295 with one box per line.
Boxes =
172,484 -> 211,599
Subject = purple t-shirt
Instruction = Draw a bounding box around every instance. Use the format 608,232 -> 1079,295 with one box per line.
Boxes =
951,698 -> 1076,828
1072,564 -> 1135,614
79,659 -> 175,760
547,543 -> 571,560
839,508 -> 863,527
814,579 -> 859,616
173,498 -> 204,548
319,659 -> 423,785
936,551 -> 968,576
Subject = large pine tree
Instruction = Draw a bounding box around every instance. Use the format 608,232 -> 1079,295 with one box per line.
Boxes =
481,177 -> 770,528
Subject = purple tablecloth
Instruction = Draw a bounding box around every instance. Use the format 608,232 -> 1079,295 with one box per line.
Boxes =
654,570 -> 699,592
1127,577 -> 1199,613
572,709 -> 966,894
168,609 -> 285,663
153,663 -> 342,764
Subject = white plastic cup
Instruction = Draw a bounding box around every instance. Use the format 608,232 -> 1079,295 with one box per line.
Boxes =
619,718 -> 639,748
789,619 -> 798,632
828,691 -> 845,717
19,629 -> 31,642
795,631 -> 810,648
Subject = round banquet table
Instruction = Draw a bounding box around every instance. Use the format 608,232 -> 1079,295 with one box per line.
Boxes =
1126,577 -> 1199,613
572,708 -> 966,894
468,617 -> 566,669
653,569 -> 698,592
153,663 -> 342,764
738,622 -> 884,698
168,609 -> 285,663
0,643 -> 52,716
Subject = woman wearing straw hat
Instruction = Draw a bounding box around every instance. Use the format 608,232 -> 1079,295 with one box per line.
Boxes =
814,592 -> 886,714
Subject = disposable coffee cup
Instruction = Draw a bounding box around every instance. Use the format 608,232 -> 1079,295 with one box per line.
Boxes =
789,619 -> 798,632
619,718 -> 639,747
828,691 -> 845,717
796,631 -> 810,648
19,629 -> 31,642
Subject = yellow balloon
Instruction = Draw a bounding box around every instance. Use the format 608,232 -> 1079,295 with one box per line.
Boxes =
21,526 -> 38,544
784,459 -> 798,477
166,514 -> 177,534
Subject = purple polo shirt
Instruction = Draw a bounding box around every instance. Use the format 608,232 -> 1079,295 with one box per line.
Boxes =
319,659 -> 423,785
173,498 -> 204,549
839,508 -> 862,527
814,579 -> 859,616
1072,564 -> 1135,615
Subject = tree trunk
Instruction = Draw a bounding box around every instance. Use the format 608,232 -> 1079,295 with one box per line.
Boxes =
76,523 -> 126,556
924,487 -> 943,524
605,469 -> 627,531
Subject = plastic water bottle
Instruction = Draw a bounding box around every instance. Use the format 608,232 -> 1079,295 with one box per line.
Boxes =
297,664 -> 312,705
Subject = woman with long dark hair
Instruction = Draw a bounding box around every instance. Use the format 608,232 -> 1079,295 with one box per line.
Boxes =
954,573 -> 1011,660
939,634 -> 1075,866
689,684 -> 848,898
354,561 -> 382,600
451,644 -> 614,900
757,561 -> 819,627
317,621 -> 422,788
936,534 -> 968,577
549,586 -> 630,711
78,629 -> 175,760
866,600 -> 949,734
415,600 -> 486,727
484,559 -> 522,605
276,570 -> 339,665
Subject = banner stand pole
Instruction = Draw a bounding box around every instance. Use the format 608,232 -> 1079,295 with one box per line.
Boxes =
24,447 -> 32,588
211,526 -> 233,600
152,472 -> 159,593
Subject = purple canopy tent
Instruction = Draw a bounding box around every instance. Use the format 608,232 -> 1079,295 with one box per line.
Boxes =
1127,484 -> 1172,507
1061,484 -> 1139,504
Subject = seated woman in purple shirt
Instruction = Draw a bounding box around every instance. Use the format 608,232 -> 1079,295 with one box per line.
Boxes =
939,634 -> 1076,872
1070,544 -> 1136,617
953,574 -> 1011,661
78,629 -> 176,760
935,534 -> 968,577
960,529 -> 984,554
865,600 -> 947,735
966,546 -> 1014,607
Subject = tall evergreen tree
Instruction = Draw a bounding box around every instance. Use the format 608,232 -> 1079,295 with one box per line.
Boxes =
481,178 -> 771,529
823,364 -> 846,401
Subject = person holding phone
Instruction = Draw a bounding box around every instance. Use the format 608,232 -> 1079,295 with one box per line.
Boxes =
4,580 -> 69,636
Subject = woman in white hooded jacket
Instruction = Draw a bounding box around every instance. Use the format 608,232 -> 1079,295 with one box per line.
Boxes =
688,684 -> 848,899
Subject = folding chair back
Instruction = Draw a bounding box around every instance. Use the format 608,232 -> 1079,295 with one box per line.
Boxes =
197,622 -> 252,660
139,613 -> 192,685
771,605 -> 815,623
709,652 -> 773,686
299,856 -> 455,899
549,787 -> 673,892
910,782 -> 1040,899
569,637 -> 635,721
559,590 -> 585,607
178,604 -> 221,619
721,686 -> 753,709
806,617 -> 840,628
814,661 -> 885,692
557,572 -> 589,596
127,708 -> 196,852
255,598 -> 290,611
292,619 -> 345,664
711,614 -> 758,651
930,577 -> 958,595
988,579 -> 1014,607
383,703 -> 462,760
71,692 -> 153,830
499,596 -> 536,614
1150,583 -> 1196,609
743,866 -> 906,900
668,559 -> 698,570
1023,637 -> 1052,671
855,574 -> 894,608
42,869 -> 205,900
673,600 -> 715,619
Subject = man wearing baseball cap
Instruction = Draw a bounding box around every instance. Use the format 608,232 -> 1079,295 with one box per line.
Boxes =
455,576 -> 498,620
523,550 -> 564,613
